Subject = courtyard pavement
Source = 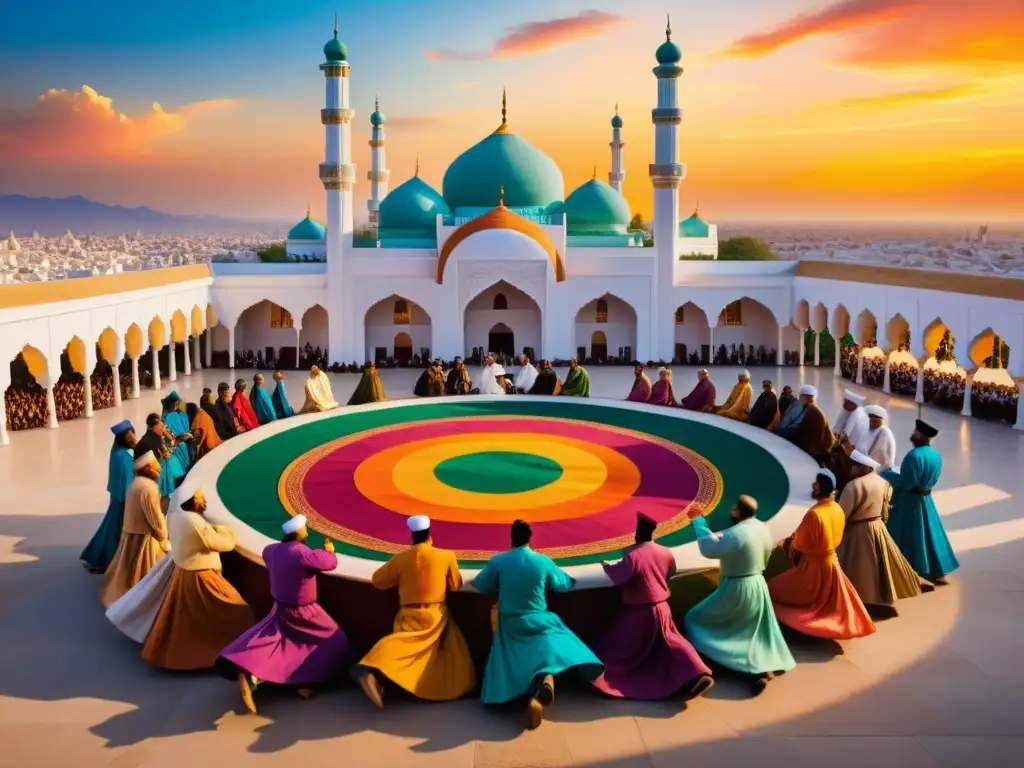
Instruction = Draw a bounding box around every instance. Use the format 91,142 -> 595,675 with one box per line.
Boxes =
0,365 -> 1022,767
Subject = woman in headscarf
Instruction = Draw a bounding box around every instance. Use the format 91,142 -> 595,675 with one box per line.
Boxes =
348,362 -> 387,405
159,392 -> 190,489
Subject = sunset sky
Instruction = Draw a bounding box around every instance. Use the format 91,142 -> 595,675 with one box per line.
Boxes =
1,0 -> 1021,223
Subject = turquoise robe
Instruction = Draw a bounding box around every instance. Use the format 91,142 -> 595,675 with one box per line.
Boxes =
161,411 -> 189,496
80,441 -> 134,570
473,546 -> 602,704
881,445 -> 959,581
561,366 -> 590,397
684,516 -> 795,675
272,381 -> 295,418
251,384 -> 277,425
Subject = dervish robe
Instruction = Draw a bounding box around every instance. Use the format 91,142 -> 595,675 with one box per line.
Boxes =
649,378 -> 677,406
141,510 -> 254,670
191,405 -> 223,460
561,366 -> 590,397
529,370 -> 561,395
684,516 -> 795,675
348,368 -> 386,405
865,425 -> 896,471
358,542 -> 476,700
81,439 -> 134,571
716,381 -> 752,420
251,384 -> 277,425
769,500 -> 876,639
680,379 -> 716,411
413,369 -> 431,397
106,555 -> 175,642
300,371 -> 340,413
212,400 -> 240,440
626,373 -> 652,402
837,472 -> 927,607
100,475 -> 169,608
793,403 -> 834,462
272,380 -> 296,418
232,391 -> 259,431
591,542 -> 710,699
445,367 -> 471,395
473,546 -> 603,703
881,446 -> 959,581
164,409 -> 192,476
775,401 -> 806,436
514,364 -> 538,393
477,363 -> 507,395
219,541 -> 349,685
833,406 -> 871,451
748,390 -> 780,429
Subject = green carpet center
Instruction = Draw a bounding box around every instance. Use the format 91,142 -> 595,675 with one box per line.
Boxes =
433,451 -> 564,494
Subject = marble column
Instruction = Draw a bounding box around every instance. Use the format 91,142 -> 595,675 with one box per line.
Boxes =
914,355 -> 928,404
131,356 -> 141,399
83,373 -> 94,418
46,382 -> 58,429
228,326 -> 236,369
168,342 -> 177,382
183,336 -> 192,376
112,365 -> 122,407
1015,379 -> 1024,431
882,351 -> 892,394
855,351 -> 865,385
708,326 -> 715,365
833,346 -> 841,377
193,336 -> 202,370
777,325 -> 785,366
798,330 -> 806,367
961,368 -> 976,417
151,347 -> 161,390
295,328 -> 301,369
0,392 -> 9,446
813,332 -> 821,367
205,332 -> 212,368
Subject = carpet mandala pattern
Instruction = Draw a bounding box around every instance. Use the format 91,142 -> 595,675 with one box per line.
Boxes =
217,400 -> 790,568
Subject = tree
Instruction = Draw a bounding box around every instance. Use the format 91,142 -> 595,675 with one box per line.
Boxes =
718,236 -> 779,261
257,243 -> 289,262
628,213 -> 645,231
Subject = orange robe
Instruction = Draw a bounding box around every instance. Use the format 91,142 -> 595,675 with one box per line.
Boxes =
768,499 -> 876,640
190,408 -> 222,460
716,382 -> 752,421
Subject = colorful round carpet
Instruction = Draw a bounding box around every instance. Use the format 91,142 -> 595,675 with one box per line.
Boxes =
208,398 -> 805,570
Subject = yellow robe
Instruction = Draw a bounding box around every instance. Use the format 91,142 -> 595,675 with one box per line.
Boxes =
100,475 -> 169,608
300,371 -> 340,413
717,381 -> 752,421
359,541 -> 476,700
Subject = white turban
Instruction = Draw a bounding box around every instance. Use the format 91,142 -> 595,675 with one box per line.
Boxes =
282,515 -> 307,535
133,450 -> 157,470
850,450 -> 880,470
739,370 -> 750,380
864,405 -> 887,420
799,384 -> 817,397
407,515 -> 431,532
843,389 -> 866,406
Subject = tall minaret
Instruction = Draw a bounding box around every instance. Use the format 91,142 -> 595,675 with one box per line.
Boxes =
608,104 -> 625,193
649,15 -> 685,360
367,96 -> 390,238
319,15 -> 356,362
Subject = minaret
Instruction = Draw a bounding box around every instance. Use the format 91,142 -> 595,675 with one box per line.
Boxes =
608,104 -> 625,193
367,96 -> 390,238
319,14 -> 356,362
649,15 -> 685,360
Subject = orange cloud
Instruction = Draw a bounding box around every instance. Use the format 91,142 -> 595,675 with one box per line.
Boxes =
824,83 -> 987,110
424,10 -> 626,61
0,85 -> 237,161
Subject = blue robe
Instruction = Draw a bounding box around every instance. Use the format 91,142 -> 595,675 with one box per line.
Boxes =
472,546 -> 602,704
881,445 -> 959,581
251,384 -> 277,425
272,381 -> 295,418
80,441 -> 134,570
684,516 -> 795,675
161,411 -> 189,496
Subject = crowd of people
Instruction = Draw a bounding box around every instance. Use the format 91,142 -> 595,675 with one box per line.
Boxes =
73,354 -> 963,731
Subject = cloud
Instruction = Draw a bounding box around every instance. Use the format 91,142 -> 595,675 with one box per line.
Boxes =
425,10 -> 626,61
721,0 -> 1024,71
362,108 -> 490,131
824,83 -> 987,110
0,86 -> 238,162
722,116 -> 969,140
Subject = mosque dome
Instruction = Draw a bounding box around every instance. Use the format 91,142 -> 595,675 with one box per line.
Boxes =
656,16 -> 682,65
611,113 -> 623,129
288,210 -> 326,241
323,24 -> 348,63
680,205 -> 710,238
370,109 -> 385,127
564,176 -> 630,234
378,175 -> 451,235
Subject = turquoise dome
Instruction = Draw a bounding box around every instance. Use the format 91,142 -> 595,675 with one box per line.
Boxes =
442,130 -> 564,210
378,176 -> 451,235
370,109 -> 385,127
564,178 -> 630,234
611,113 -> 623,129
656,38 -> 682,65
324,35 -> 347,63
680,210 -> 710,238
288,214 -> 326,241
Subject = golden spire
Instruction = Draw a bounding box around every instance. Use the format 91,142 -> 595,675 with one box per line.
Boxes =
414,154 -> 420,177
666,14 -> 672,41
306,201 -> 312,219
694,199 -> 700,216
592,164 -> 597,180
334,13 -> 339,38
614,103 -> 619,116
498,184 -> 505,207
495,87 -> 509,134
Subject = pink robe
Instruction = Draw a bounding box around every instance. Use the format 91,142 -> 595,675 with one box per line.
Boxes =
680,379 -> 716,411
627,374 -> 652,402
648,380 -> 676,406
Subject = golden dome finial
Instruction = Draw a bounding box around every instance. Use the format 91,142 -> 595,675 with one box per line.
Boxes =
666,14 -> 672,41
498,184 -> 505,207
306,201 -> 312,219
415,154 -> 420,177
694,199 -> 700,216
614,103 -> 619,115
494,88 -> 509,134
592,164 -> 597,180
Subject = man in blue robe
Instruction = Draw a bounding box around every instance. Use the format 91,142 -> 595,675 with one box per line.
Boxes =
880,419 -> 959,583
250,373 -> 278,425
473,520 -> 603,730
81,419 -> 136,573
271,370 -> 295,418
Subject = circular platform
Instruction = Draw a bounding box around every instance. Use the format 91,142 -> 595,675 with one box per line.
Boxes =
192,397 -> 818,589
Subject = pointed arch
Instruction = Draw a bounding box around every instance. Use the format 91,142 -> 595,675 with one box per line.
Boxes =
968,328 -> 1010,370
465,281 -> 541,360
64,335 -> 88,375
148,316 -> 167,350
493,293 -> 508,311
885,313 -> 910,351
574,293 -> 637,363
673,301 -> 711,364
170,310 -> 188,344
365,296 -> 431,364
97,327 -> 120,364
922,318 -> 951,359
793,299 -> 810,330
190,305 -> 206,336
17,344 -> 49,385
854,309 -> 878,348
125,324 -> 145,359
830,304 -> 851,340
811,302 -> 828,333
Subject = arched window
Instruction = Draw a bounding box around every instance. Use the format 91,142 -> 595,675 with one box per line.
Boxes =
270,304 -> 294,329
719,300 -> 743,327
393,299 -> 410,325
595,298 -> 608,323
674,306 -> 685,325
493,293 -> 508,310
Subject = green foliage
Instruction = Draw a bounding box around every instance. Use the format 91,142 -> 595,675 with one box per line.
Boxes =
717,236 -> 779,261
257,243 -> 289,262
803,327 -> 836,363
679,253 -> 714,260
983,335 -> 1010,369
628,213 -> 645,231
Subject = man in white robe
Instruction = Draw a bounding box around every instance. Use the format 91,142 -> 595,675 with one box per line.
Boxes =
863,405 -> 896,471
300,365 -> 340,413
513,355 -> 538,394
476,354 -> 508,396
833,389 -> 871,451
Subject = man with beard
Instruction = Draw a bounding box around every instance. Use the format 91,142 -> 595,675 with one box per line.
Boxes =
250,373 -> 278,425
786,385 -> 835,465
880,420 -> 959,584
512,354 -> 538,394
445,357 -> 472,395
475,353 -> 507,396
777,385 -> 796,416
190,389 -> 224,459
528,360 -> 562,395
626,363 -> 652,402
747,380 -> 780,429
715,370 -> 752,421
215,382 -> 242,438
863,405 -> 896,471
679,369 -> 716,412
833,390 -> 871,452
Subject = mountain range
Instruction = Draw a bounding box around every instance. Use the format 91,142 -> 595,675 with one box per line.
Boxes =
0,195 -> 287,236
